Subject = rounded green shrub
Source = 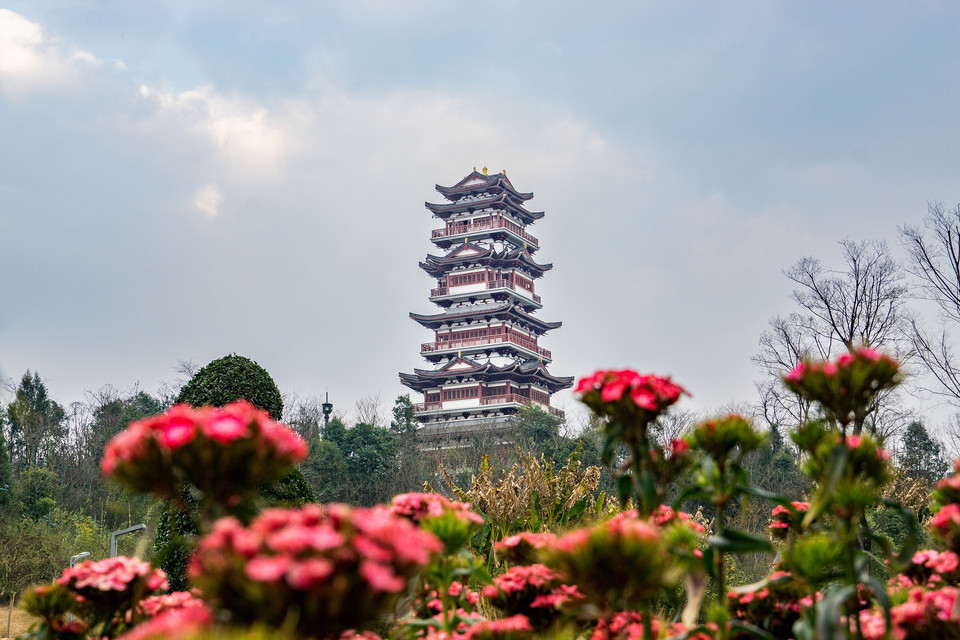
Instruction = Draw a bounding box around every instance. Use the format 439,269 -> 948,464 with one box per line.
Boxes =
176,354 -> 283,420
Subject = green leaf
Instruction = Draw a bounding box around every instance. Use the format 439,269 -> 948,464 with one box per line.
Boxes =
617,475 -> 633,507
816,585 -> 857,640
701,546 -> 716,579
803,444 -> 847,529
709,527 -> 773,554
672,485 -> 708,508
742,485 -> 799,511
730,621 -> 776,640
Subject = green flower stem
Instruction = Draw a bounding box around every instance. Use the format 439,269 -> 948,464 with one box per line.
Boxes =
641,603 -> 655,640
715,502 -> 726,606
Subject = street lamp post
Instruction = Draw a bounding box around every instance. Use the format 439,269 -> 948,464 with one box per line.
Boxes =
110,524 -> 147,558
69,552 -> 90,568
322,392 -> 333,430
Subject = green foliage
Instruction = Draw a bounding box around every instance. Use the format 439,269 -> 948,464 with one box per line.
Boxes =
0,427 -> 10,505
302,438 -> 348,502
513,404 -> 571,465
154,504 -> 198,592
14,466 -> 58,520
176,354 -> 283,420
901,421 -> 949,484
259,468 -> 316,506
5,371 -> 66,470
341,423 -> 398,506
390,394 -> 416,434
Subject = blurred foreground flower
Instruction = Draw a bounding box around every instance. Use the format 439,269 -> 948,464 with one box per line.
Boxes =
102,400 -> 307,522
783,347 -> 900,430
190,503 -> 442,638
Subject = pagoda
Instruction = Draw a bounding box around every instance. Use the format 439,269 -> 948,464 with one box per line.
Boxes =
400,168 -> 572,448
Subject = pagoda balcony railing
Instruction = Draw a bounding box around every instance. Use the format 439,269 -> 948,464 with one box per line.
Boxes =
481,395 -> 565,420
413,396 -> 565,420
431,218 -> 539,247
429,281 -> 541,305
420,335 -> 551,360
486,280 -> 541,304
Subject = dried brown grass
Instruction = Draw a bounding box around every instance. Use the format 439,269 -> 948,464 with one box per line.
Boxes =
3,598 -> 37,639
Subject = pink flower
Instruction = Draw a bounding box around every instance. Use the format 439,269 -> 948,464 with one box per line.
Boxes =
630,387 -> 658,411
286,558 -> 334,589
601,379 -> 629,402
118,605 -> 212,640
360,561 -> 405,593
202,412 -> 249,444
785,362 -> 805,382
246,554 -> 291,582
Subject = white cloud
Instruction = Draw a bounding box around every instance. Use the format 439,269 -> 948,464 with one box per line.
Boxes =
193,184 -> 223,216
0,9 -> 101,92
139,84 -> 290,177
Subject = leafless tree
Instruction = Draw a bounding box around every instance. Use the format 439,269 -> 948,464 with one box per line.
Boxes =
786,239 -> 909,353
355,392 -> 384,427
901,203 -> 960,403
283,392 -> 324,443
754,239 -> 910,437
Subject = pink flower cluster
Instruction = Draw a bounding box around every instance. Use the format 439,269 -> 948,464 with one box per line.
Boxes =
651,505 -> 705,534
137,590 -> 207,618
590,611 -> 660,640
58,557 -> 167,597
845,435 -> 891,461
117,605 -> 213,640
190,504 -> 443,638
768,502 -> 810,540
728,569 -> 817,639
483,564 -> 583,625
415,581 -> 482,615
390,492 -> 483,526
495,532 -> 558,565
782,347 -> 900,426
930,504 -> 960,552
903,550 -> 960,587
858,586 -> 960,640
101,401 -> 308,507
543,511 -> 669,607
784,347 -> 887,383
462,615 -> 533,640
575,370 -> 687,413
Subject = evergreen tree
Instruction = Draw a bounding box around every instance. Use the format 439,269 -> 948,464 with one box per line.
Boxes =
900,421 -> 949,484
0,428 -> 10,506
390,394 -> 416,434
5,371 -> 66,470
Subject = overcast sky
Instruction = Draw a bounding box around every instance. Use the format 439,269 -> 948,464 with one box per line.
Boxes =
2,2 -> 960,428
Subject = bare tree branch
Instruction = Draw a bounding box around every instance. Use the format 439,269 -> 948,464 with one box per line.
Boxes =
755,238 -> 910,437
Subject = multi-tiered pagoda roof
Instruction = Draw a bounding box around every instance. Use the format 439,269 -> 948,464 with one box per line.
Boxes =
400,168 -> 571,446
419,243 -> 553,279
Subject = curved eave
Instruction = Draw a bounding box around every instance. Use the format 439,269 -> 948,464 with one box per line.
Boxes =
401,363 -> 573,394
425,194 -> 545,223
409,303 -> 561,333
419,250 -> 553,278
436,172 -> 534,202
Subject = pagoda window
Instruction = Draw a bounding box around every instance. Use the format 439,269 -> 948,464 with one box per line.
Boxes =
442,386 -> 480,401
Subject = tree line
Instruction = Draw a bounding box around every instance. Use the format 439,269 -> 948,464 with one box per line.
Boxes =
5,201 -> 960,601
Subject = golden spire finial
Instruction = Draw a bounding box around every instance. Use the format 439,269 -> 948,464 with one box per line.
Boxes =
473,166 -> 477,173
502,169 -> 506,175
482,166 -> 488,175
